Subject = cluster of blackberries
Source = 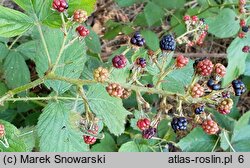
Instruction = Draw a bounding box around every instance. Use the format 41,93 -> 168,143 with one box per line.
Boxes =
160,34 -> 176,51
171,117 -> 188,132
130,32 -> 145,47
232,80 -> 246,96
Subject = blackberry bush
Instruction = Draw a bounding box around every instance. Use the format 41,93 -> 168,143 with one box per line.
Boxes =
0,0 -> 249,153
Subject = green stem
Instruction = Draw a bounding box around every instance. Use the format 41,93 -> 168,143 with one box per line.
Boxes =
35,20 -> 52,66
223,130 -> 236,152
0,77 -> 45,105
8,34 -> 22,49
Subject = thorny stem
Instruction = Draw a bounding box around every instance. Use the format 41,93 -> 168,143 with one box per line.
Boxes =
0,77 -> 45,106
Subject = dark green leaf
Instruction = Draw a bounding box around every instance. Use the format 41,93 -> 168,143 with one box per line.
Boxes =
37,102 -> 89,151
119,141 -> 140,152
141,30 -> 159,51
178,127 -> 218,152
0,119 -> 27,152
0,43 -> 9,61
0,6 -> 34,37
222,33 -> 250,86
206,8 -> 240,38
208,108 -> 236,131
87,84 -> 131,136
144,2 -> 165,26
91,133 -> 117,152
114,0 -> 145,7
0,82 -> 9,112
3,51 -> 30,89
35,27 -> 86,93
219,130 -> 230,151
85,27 -> 102,54
161,60 -> 194,94
153,0 -> 186,9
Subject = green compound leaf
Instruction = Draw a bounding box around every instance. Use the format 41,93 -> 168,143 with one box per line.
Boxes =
153,0 -> 186,9
0,6 -> 34,37
87,84 -> 131,136
0,120 -> 27,152
91,133 -> 117,152
3,51 -> 31,89
85,26 -> 102,54
177,127 -> 218,152
114,0 -> 145,7
35,27 -> 86,93
0,43 -> 9,61
144,2 -> 165,26
222,33 -> 250,87
119,141 -> 140,152
161,60 -> 194,94
206,8 -> 240,38
0,82 -> 9,112
19,126 -> 39,152
141,30 -> 160,51
37,101 -> 89,152
230,111 -> 250,151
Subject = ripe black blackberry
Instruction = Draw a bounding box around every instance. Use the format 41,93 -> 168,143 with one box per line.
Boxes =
232,80 -> 246,96
171,117 -> 188,132
207,78 -> 221,91
242,26 -> 249,33
194,105 -> 205,115
160,34 -> 176,51
130,32 -> 145,47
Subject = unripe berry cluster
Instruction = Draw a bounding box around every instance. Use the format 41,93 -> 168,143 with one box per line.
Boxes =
237,0 -> 249,38
178,15 -> 208,46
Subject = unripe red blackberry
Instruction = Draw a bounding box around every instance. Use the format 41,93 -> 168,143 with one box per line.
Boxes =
52,0 -> 68,12
217,98 -> 233,115
83,130 -> 97,145
120,89 -> 132,99
0,124 -> 5,138
238,32 -> 245,38
191,15 -> 198,22
176,54 -> 189,68
240,19 -> 246,27
196,58 -> 214,76
214,63 -> 226,78
202,119 -> 219,135
190,83 -> 204,98
183,15 -> 191,21
106,83 -> 124,98
137,118 -> 150,131
242,46 -> 250,53
73,9 -> 88,23
112,55 -> 127,69
93,67 -> 109,83
76,26 -> 89,37
142,127 -> 157,139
